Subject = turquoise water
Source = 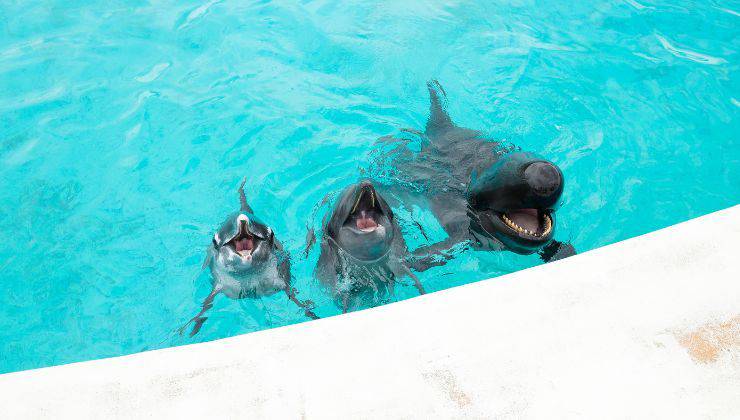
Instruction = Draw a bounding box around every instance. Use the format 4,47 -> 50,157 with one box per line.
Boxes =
1,0 -> 738,374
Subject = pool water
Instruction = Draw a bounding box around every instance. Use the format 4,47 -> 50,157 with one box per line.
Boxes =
1,1 -> 738,374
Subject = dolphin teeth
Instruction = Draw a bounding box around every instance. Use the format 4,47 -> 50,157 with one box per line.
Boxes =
542,214 -> 553,236
352,187 -> 376,214
351,190 -> 364,214
501,211 -> 553,237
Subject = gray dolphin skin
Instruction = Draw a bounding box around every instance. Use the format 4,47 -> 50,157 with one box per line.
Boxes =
181,179 -> 318,337
379,80 -> 576,269
307,180 -> 425,313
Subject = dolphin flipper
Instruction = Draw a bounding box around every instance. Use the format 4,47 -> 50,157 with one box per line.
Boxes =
304,226 -> 316,258
540,240 -> 576,263
284,286 -> 319,320
201,250 -> 212,270
425,80 -> 454,137
238,177 -> 254,213
272,241 -> 319,321
390,261 -> 426,295
340,293 -> 350,314
409,253 -> 450,272
303,192 -> 335,257
409,235 -> 470,272
179,284 -> 222,337
407,270 -> 425,295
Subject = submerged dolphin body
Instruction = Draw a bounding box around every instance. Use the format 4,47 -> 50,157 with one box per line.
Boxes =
181,180 -> 317,336
306,181 -> 425,313
377,81 -> 576,269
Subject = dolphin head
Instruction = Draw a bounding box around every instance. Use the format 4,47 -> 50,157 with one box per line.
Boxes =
210,211 -> 275,274
466,151 -> 563,255
326,180 -> 395,262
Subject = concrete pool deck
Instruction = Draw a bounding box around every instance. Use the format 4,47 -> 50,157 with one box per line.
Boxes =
1,205 -> 738,419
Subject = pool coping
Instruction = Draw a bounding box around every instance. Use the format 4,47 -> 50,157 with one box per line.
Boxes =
1,205 -> 738,419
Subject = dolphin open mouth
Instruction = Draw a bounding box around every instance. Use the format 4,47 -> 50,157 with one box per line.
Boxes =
347,185 -> 381,233
226,219 -> 258,259
498,209 -> 553,239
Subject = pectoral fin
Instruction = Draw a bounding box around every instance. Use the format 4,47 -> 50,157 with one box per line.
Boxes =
303,192 -> 335,258
201,252 -> 212,270
179,285 -> 222,337
390,260 -> 426,295
410,236 -> 469,272
540,240 -> 576,263
303,226 -> 316,258
284,286 -> 319,320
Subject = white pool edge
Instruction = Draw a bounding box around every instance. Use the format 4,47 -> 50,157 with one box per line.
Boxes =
1,205 -> 738,419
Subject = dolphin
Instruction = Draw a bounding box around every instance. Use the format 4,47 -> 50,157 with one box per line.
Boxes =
181,179 -> 318,336
305,180 -> 425,313
377,80 -> 576,269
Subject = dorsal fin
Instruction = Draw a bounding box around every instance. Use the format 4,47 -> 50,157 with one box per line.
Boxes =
425,80 -> 454,136
238,177 -> 253,213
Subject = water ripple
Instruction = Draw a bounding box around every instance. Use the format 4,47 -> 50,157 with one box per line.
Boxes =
176,0 -> 223,30
655,34 -> 727,65
135,62 -> 171,83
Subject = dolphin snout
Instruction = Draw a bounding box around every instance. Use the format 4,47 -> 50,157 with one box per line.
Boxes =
524,161 -> 562,198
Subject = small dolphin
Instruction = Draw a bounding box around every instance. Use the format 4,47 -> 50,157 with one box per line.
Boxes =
306,180 -> 425,313
181,179 -> 317,336
378,81 -> 576,269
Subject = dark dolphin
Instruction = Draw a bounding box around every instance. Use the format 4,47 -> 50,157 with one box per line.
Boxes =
306,180 -> 425,313
377,81 -> 576,269
181,179 -> 318,336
